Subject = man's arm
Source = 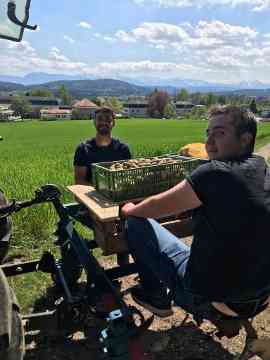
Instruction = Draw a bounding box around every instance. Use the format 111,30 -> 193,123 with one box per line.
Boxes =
74,166 -> 90,185
121,179 -> 202,219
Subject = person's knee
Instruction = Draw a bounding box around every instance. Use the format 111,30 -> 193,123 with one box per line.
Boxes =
125,216 -> 149,247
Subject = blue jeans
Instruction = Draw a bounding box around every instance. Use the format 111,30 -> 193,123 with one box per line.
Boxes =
126,216 -> 206,314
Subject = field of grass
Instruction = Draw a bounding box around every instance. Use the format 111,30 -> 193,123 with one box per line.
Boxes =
1,117 -> 270,310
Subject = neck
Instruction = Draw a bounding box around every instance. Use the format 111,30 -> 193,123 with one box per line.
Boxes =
95,133 -> 112,147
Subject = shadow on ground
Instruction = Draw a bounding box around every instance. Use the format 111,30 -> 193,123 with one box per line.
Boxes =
23,282 -> 239,360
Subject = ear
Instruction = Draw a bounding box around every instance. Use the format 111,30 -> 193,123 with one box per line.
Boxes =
240,132 -> 253,148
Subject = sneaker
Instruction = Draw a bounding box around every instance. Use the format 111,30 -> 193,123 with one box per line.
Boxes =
131,285 -> 173,318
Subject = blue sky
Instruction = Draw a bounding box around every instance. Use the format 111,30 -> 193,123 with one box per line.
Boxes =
1,0 -> 270,83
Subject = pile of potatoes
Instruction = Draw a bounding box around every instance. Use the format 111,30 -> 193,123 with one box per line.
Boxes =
109,157 -> 182,171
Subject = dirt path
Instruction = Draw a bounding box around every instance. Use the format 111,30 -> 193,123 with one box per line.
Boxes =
23,254 -> 270,360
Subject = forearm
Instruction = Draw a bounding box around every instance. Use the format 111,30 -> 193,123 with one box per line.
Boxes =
122,180 -> 202,219
123,193 -> 176,219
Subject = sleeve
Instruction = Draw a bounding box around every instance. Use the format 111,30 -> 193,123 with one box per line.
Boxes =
186,162 -> 231,204
73,143 -> 87,166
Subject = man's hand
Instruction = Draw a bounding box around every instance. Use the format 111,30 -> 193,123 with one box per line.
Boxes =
121,202 -> 136,217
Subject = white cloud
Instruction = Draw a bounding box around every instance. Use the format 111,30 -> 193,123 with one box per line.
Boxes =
2,20 -> 270,83
103,36 -> 116,42
116,22 -> 188,45
133,0 -> 270,11
111,20 -> 270,81
78,21 -> 92,29
195,21 -> 257,42
64,35 -> 75,44
0,40 -> 88,75
115,21 -> 257,52
115,30 -> 137,43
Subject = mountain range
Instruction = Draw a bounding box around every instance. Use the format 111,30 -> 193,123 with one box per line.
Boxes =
1,72 -> 270,97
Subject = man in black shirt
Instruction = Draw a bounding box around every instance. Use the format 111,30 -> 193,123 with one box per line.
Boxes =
73,106 -> 131,265
74,106 -> 131,184
122,105 -> 270,319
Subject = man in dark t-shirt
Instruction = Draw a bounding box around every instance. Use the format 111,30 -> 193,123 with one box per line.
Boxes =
73,107 -> 131,265
74,106 -> 131,184
121,105 -> 270,319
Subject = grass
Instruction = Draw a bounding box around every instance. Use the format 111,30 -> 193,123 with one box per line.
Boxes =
1,117 -> 270,311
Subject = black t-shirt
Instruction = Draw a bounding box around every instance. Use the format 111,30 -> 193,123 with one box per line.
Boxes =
185,155 -> 270,302
73,138 -> 131,182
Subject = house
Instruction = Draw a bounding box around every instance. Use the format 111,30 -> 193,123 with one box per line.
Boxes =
123,99 -> 148,117
174,101 -> 195,117
0,95 -> 60,108
0,106 -> 18,121
72,99 -> 99,119
0,95 -> 61,118
40,108 -> 72,120
261,109 -> 270,119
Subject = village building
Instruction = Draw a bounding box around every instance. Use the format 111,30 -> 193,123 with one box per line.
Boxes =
123,99 -> 148,117
0,95 -> 61,118
0,95 -> 60,108
72,98 -> 99,119
0,105 -> 20,121
174,101 -> 195,117
40,108 -> 72,120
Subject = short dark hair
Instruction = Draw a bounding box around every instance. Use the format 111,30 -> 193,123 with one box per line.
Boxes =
208,105 -> 257,154
95,106 -> 115,119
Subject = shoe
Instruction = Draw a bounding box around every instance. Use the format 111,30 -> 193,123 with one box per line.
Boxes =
131,285 -> 173,318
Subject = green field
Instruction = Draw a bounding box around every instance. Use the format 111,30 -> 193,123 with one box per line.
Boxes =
1,118 -> 270,310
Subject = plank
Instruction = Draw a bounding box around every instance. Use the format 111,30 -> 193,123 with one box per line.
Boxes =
67,185 -> 120,222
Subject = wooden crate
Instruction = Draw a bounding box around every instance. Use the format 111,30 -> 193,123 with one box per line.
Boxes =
67,185 -> 193,256
92,219 -> 127,255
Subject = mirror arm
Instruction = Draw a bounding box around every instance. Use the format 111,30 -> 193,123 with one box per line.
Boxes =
7,1 -> 37,31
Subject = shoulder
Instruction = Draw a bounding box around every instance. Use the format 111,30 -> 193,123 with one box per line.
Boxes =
190,160 -> 229,178
76,138 -> 95,151
112,138 -> 130,151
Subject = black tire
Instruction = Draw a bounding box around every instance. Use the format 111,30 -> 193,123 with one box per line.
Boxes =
0,308 -> 25,360
0,269 -> 25,360
0,189 -> 12,264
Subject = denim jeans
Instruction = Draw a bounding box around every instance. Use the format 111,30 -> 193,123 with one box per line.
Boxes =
126,216 -> 206,314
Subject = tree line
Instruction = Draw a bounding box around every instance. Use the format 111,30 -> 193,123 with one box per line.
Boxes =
7,85 -> 268,119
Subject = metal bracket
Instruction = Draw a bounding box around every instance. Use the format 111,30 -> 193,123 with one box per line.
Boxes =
7,0 -> 37,31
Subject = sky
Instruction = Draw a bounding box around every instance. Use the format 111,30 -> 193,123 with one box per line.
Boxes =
1,0 -> 270,83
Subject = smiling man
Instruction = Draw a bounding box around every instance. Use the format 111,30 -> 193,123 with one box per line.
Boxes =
122,105 -> 270,320
74,106 -> 131,185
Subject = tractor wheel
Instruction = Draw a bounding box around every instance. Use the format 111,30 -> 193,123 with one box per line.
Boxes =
0,269 -> 25,360
0,307 -> 25,360
0,189 -> 12,264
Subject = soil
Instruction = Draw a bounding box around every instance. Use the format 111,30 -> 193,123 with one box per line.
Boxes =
23,147 -> 270,360
22,249 -> 270,360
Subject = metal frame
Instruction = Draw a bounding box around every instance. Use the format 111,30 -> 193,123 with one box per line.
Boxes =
0,0 -> 33,42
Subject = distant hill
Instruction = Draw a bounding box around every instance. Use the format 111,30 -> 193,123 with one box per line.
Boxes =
30,79 -> 151,97
1,76 -> 270,97
0,79 -> 152,97
0,81 -> 25,92
219,88 -> 270,97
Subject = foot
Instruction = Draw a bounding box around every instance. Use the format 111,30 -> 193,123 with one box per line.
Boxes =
131,285 -> 173,318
